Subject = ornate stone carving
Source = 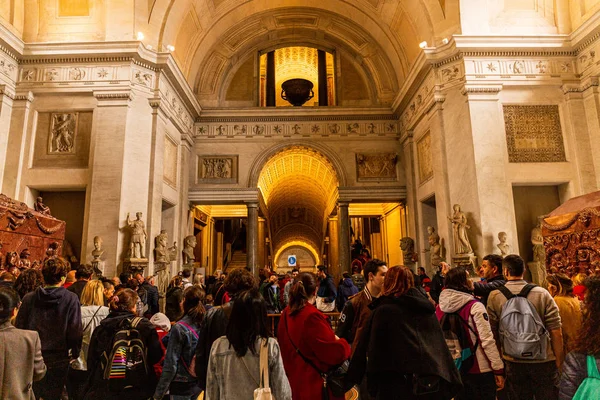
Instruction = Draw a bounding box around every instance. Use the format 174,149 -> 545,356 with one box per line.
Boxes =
182,235 -> 197,266
400,237 -> 417,272
347,123 -> 359,134
503,105 -> 566,163
423,226 -> 445,267
497,231 -> 510,257
356,153 -> 398,181
69,67 -> 86,80
163,135 -> 178,187
252,125 -> 265,135
133,69 -> 152,86
34,197 -> 51,216
154,230 -> 170,263
91,236 -> 105,276
233,125 -> 247,135
448,204 -> 473,255
48,113 -> 77,154
198,156 -> 238,183
125,212 -> 147,260
417,132 -> 433,183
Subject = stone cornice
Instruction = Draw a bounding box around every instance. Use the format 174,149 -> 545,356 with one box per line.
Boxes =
188,188 -> 260,204
461,85 -> 503,95
337,186 -> 407,202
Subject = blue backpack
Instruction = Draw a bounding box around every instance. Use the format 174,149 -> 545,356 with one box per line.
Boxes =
572,355 -> 600,400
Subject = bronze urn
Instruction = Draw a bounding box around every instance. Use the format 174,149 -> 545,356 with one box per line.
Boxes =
281,78 -> 314,106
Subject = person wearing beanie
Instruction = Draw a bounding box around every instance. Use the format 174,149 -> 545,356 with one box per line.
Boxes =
150,313 -> 171,376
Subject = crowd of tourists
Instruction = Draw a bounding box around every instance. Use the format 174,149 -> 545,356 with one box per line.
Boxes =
1,253 -> 600,400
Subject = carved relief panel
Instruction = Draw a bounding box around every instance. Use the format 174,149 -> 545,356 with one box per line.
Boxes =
503,105 -> 566,163
355,153 -> 398,181
33,111 -> 92,168
197,155 -> 238,183
417,132 -> 433,184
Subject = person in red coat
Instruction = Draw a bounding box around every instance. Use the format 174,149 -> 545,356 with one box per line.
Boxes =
278,272 -> 351,400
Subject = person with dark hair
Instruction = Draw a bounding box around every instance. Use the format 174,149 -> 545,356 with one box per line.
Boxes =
195,268 -> 256,390
263,273 -> 282,314
15,258 -> 82,400
487,254 -> 563,400
283,268 -> 299,306
316,265 -> 337,312
181,269 -> 193,289
140,274 -> 159,317
84,288 -> 162,399
473,254 -> 506,307
154,286 -> 205,400
418,266 -> 432,292
101,278 -> 115,306
13,268 -> 44,300
278,272 -> 351,400
206,289 -> 291,399
166,275 -> 185,322
336,271 -> 359,311
436,266 -> 505,399
347,266 -> 462,400
546,274 -> 582,354
0,270 -> 16,288
116,272 -> 131,291
126,278 -> 146,317
0,287 -> 47,400
560,276 -> 600,399
430,262 -> 449,304
68,264 -> 94,300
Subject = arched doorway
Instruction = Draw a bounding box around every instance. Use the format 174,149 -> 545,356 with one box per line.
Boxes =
256,145 -> 340,270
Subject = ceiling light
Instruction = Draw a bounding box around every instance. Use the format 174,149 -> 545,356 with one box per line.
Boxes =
137,32 -> 144,41
167,45 -> 175,52
442,38 -> 449,45
419,41 -> 428,49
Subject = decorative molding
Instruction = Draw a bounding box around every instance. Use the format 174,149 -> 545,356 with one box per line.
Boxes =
337,186 -> 407,202
197,114 -> 396,123
93,92 -> 133,101
188,188 -> 260,204
0,86 -> 15,100
14,92 -> 34,102
461,85 -> 503,95
417,132 -> 433,184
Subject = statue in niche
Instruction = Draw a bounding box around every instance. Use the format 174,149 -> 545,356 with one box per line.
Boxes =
34,196 -> 51,216
168,242 -> 178,262
497,232 -> 510,257
45,242 -> 59,259
423,226 -> 445,267
448,204 -> 473,255
18,249 -> 31,270
529,216 -> 547,285
400,237 -> 418,272
126,212 -> 147,259
154,230 -> 170,264
91,236 -> 104,261
182,235 -> 197,266
49,113 -> 76,153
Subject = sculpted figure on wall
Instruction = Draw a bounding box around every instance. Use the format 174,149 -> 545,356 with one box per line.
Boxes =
531,217 -> 545,264
91,236 -> 104,261
448,204 -> 473,255
423,226 -> 444,267
155,230 -> 170,264
49,113 -> 76,153
182,235 -> 197,265
34,197 -> 51,216
203,158 -> 233,179
497,232 -> 510,257
400,237 -> 417,272
356,153 -> 398,180
126,212 -> 147,259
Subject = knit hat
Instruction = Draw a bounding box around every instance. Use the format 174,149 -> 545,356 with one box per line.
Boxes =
150,312 -> 171,331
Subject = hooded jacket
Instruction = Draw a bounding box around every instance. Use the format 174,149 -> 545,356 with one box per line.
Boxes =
436,289 -> 504,375
15,286 -> 82,362
347,287 -> 462,399
336,277 -> 359,311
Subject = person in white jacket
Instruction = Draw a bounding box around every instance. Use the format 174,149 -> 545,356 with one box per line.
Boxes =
436,266 -> 505,400
66,280 -> 110,400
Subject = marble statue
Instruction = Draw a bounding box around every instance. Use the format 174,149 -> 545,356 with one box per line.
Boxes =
400,237 -> 417,272
91,236 -> 104,261
448,204 -> 473,255
18,249 -> 31,269
423,226 -> 444,267
168,242 -> 178,262
182,235 -> 197,265
50,113 -> 75,153
154,230 -> 169,263
497,232 -> 510,257
126,212 -> 147,259
34,196 -> 51,216
531,217 -> 545,264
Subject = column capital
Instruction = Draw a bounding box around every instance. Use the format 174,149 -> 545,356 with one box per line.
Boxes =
461,84 -> 502,101
337,201 -> 350,208
94,90 -> 134,107
245,201 -> 259,209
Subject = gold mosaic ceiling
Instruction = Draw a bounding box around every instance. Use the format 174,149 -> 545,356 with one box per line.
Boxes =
258,146 -> 339,259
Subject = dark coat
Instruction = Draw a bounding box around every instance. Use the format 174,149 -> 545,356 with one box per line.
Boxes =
430,271 -> 444,304
317,274 -> 337,303
473,275 -> 506,307
336,277 -> 359,311
15,286 -> 82,362
348,287 -> 462,399
141,282 -> 159,316
165,286 -> 184,322
84,310 -> 162,400
67,280 -> 88,300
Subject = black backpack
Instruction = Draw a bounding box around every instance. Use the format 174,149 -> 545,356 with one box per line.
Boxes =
100,317 -> 150,392
439,301 -> 479,374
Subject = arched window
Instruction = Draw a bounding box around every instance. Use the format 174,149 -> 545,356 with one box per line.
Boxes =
259,46 -> 336,107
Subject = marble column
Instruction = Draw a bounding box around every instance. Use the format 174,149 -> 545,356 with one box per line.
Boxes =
247,202 -> 259,275
338,202 -> 350,274
258,217 -> 266,270
2,92 -> 33,198
328,216 -> 339,272
0,87 -> 14,192
580,83 -> 600,189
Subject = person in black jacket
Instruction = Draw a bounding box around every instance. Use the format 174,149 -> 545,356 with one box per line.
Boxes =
347,265 -> 462,400
195,268 -> 255,390
84,288 -> 162,400
15,258 -> 82,400
473,254 -> 506,307
67,264 -> 94,300
138,274 -> 159,317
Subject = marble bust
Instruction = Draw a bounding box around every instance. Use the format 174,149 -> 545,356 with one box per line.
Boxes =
91,236 -> 104,261
497,232 -> 510,257
182,235 -> 197,265
155,230 -> 169,263
423,226 -> 444,267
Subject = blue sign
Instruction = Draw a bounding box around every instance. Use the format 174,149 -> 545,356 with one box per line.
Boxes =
288,255 -> 297,266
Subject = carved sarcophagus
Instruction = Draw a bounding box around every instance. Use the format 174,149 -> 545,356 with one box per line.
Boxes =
0,193 -> 65,270
542,191 -> 600,276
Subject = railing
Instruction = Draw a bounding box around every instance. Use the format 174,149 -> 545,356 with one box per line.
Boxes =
267,312 -> 341,335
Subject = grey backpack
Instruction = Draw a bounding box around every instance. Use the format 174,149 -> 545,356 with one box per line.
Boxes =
498,284 -> 549,360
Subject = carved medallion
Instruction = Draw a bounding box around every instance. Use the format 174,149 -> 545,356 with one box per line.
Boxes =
48,113 -> 78,154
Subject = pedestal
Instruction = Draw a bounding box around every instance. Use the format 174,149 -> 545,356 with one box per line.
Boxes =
527,261 -> 546,286
91,259 -> 105,277
123,258 -> 148,276
154,261 -> 170,313
452,254 -> 478,276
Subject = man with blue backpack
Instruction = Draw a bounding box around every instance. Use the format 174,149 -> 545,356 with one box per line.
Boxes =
487,254 -> 564,400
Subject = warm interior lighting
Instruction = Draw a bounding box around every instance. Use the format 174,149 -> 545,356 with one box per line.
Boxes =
137,32 -> 145,41
419,41 -> 428,49
442,38 -> 449,45
167,45 -> 175,52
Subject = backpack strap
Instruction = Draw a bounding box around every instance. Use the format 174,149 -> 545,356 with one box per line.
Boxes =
130,317 -> 142,328
518,284 -> 537,299
498,285 -> 515,301
178,321 -> 199,339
